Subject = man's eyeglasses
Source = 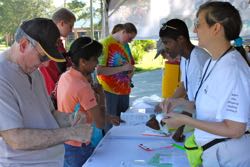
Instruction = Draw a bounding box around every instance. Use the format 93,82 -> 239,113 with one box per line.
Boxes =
161,24 -> 178,31
30,42 -> 50,63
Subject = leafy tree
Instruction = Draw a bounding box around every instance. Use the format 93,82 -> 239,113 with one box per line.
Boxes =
67,0 -> 88,21
0,0 -> 54,45
66,0 -> 102,29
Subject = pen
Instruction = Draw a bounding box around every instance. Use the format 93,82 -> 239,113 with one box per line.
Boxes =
72,103 -> 80,126
74,103 -> 80,118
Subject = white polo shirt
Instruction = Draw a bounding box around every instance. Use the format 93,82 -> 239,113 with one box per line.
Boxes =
180,46 -> 210,101
194,50 -> 250,145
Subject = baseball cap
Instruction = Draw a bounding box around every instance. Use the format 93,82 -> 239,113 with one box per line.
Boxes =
20,18 -> 65,62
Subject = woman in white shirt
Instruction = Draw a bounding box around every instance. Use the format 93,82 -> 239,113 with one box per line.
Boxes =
161,2 -> 250,167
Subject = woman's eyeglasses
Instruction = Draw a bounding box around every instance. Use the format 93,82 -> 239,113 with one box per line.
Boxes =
193,18 -> 200,29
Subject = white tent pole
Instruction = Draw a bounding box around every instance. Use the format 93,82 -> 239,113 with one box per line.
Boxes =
90,0 -> 94,38
108,0 -> 127,17
101,0 -> 109,38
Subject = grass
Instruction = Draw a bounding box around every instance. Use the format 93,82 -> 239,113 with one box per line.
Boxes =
135,49 -> 164,73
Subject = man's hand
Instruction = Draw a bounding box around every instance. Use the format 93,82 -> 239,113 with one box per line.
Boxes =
69,124 -> 93,143
71,111 -> 87,127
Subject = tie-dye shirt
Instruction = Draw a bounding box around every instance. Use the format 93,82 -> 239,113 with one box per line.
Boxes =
97,35 -> 134,95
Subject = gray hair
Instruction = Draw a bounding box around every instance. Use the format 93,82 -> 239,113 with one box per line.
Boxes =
15,28 -> 37,46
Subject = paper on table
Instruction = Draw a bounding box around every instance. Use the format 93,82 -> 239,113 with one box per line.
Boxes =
129,107 -> 155,114
121,112 -> 151,125
131,102 -> 154,109
132,95 -> 162,108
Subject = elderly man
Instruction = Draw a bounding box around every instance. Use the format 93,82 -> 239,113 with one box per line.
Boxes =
0,18 -> 92,167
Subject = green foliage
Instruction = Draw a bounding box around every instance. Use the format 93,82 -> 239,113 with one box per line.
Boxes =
67,0 -> 88,20
0,0 -> 54,45
0,36 -> 5,44
67,0 -> 101,28
131,40 -> 156,63
135,49 -> 164,73
0,0 -> 54,35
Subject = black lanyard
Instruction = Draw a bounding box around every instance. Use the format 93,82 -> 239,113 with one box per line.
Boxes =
194,46 -> 233,101
185,58 -> 190,92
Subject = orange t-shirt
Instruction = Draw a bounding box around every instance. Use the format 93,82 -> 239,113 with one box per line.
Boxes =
57,67 -> 97,147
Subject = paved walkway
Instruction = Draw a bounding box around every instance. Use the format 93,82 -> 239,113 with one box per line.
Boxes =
130,69 -> 162,104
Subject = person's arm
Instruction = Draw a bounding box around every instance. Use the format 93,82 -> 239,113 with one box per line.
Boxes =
92,83 -> 120,126
52,110 -> 72,128
155,84 -> 188,113
91,84 -> 106,128
87,105 -> 106,129
127,66 -> 136,79
161,98 -> 195,114
96,63 -> 134,76
0,124 -> 92,151
163,112 -> 246,138
172,82 -> 187,98
92,83 -> 105,105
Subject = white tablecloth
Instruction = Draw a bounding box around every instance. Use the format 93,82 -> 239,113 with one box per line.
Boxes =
83,124 -> 190,167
